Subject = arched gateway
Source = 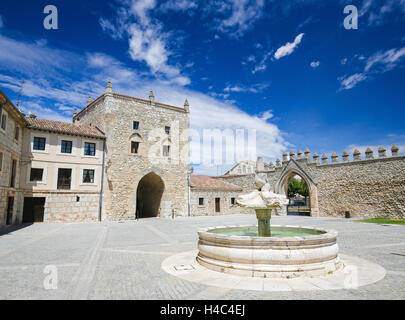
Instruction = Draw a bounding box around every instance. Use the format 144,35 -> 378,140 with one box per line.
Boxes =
274,159 -> 319,216
136,172 -> 165,218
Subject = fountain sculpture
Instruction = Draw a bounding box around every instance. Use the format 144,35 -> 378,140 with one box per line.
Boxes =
196,174 -> 342,278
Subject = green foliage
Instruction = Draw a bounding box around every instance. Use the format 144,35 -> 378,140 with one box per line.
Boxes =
355,218 -> 405,225
287,177 -> 309,198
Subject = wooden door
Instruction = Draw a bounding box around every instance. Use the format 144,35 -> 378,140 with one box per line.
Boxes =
215,198 -> 220,213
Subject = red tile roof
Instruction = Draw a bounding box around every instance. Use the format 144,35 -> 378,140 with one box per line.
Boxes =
26,117 -> 105,139
191,175 -> 242,191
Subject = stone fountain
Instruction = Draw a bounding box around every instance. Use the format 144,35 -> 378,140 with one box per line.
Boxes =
196,175 -> 342,278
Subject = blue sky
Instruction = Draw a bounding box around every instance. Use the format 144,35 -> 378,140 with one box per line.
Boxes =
0,0 -> 404,174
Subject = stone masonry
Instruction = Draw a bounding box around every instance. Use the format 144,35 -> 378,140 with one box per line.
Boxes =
74,83 -> 190,220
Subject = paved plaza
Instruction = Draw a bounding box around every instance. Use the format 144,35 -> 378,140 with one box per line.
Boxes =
0,214 -> 404,300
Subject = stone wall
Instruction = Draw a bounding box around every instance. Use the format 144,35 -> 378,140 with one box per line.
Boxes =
190,189 -> 246,216
249,147 -> 405,218
23,191 -> 100,222
0,91 -> 25,226
75,89 -> 190,220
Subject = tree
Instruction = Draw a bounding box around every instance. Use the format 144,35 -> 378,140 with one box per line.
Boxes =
287,177 -> 309,198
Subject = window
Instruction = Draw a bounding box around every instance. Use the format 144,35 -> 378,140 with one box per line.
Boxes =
57,168 -> 72,189
163,145 -> 170,157
1,113 -> 6,131
33,137 -> 46,151
165,126 -> 170,134
30,168 -> 44,182
131,141 -> 139,154
61,140 -> 72,153
10,159 -> 16,188
83,169 -> 95,183
231,198 -> 236,205
14,125 -> 19,141
84,142 -> 96,156
133,121 -> 139,130
0,152 -> 3,171
199,198 -> 204,206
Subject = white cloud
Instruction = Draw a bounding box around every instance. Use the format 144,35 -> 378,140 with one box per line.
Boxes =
341,58 -> 348,65
99,0 -> 190,86
310,61 -> 320,68
365,47 -> 405,72
208,0 -> 265,38
159,0 -> 197,12
259,110 -> 274,121
0,34 -> 288,175
339,47 -> 405,90
338,73 -> 367,91
223,83 -> 269,94
274,33 -> 304,60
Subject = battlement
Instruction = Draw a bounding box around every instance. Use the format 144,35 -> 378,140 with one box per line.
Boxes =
265,144 -> 402,170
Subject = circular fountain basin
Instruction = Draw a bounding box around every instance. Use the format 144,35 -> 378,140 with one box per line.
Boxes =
197,225 -> 342,278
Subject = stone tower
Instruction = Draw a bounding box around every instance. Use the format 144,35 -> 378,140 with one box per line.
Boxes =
73,82 -> 190,220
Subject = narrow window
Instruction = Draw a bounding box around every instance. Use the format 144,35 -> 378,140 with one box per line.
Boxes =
84,142 -> 96,156
165,126 -> 170,134
57,168 -> 72,190
30,168 -> 44,182
199,198 -> 204,206
0,152 -> 3,172
231,198 -> 235,205
133,121 -> 139,130
163,145 -> 170,157
1,113 -> 7,130
131,141 -> 139,154
10,159 -> 17,188
33,137 -> 46,151
83,169 -> 95,183
14,125 -> 19,141
61,140 -> 72,153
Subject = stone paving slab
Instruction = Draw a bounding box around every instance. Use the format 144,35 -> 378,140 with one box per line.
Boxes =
0,214 -> 404,300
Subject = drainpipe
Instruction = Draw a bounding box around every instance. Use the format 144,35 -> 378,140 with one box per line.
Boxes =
96,127 -> 106,222
187,167 -> 194,217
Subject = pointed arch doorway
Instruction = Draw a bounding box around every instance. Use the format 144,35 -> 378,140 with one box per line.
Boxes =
136,172 -> 165,218
275,160 -> 319,217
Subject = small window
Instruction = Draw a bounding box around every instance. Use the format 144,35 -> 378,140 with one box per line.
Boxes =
57,168 -> 72,190
83,169 -> 95,183
84,142 -> 96,156
231,198 -> 235,205
199,198 -> 204,206
30,168 -> 44,182
165,126 -> 170,134
133,121 -> 139,130
131,141 -> 139,154
14,125 -> 19,141
163,145 -> 170,157
0,152 -> 3,171
1,113 -> 7,130
33,137 -> 46,151
61,140 -> 72,153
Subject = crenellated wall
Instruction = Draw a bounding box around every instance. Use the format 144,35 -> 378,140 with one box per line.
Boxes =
223,145 -> 405,218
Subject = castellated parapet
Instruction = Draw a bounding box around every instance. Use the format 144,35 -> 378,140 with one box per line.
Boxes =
220,145 -> 405,219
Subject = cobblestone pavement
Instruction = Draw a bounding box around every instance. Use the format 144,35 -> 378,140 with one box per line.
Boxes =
0,215 -> 404,300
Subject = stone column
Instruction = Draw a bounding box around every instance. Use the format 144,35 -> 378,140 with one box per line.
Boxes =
365,147 -> 374,160
331,152 -> 339,163
321,153 -> 328,164
342,150 -> 349,162
353,149 -> 361,161
255,208 -> 273,237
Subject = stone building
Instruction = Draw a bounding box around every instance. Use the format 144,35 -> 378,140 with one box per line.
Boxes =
0,89 -> 25,227
73,82 -> 190,220
19,117 -> 105,223
225,160 -> 257,175
190,175 -> 245,216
